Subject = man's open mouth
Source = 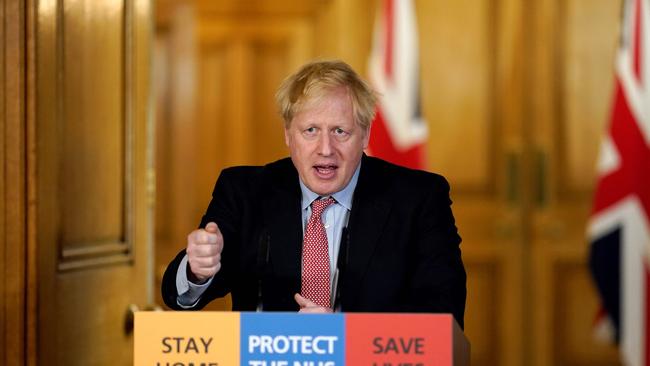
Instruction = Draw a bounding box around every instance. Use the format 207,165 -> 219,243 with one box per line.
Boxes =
314,165 -> 338,177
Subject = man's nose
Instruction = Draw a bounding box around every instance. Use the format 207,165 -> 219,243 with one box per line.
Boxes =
317,133 -> 333,156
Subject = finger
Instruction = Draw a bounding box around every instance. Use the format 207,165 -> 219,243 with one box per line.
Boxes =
294,293 -> 317,308
195,231 -> 220,245
189,243 -> 221,257
191,264 -> 220,281
189,257 -> 221,274
298,306 -> 333,314
205,222 -> 220,234
189,254 -> 220,268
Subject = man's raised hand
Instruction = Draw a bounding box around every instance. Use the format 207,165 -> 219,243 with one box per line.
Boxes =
186,222 -> 223,283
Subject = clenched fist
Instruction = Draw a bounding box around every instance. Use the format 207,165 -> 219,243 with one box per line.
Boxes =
186,222 -> 223,283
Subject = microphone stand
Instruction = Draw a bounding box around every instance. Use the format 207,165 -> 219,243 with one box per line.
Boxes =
333,227 -> 349,311
256,230 -> 270,312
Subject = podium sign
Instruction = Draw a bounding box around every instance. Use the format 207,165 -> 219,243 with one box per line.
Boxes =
241,313 -> 345,365
135,312 -> 469,366
135,312 -> 240,365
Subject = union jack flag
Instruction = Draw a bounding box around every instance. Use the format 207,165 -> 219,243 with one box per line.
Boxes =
589,0 -> 650,365
367,0 -> 427,170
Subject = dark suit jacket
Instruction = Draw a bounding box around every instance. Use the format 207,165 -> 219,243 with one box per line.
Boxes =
162,155 -> 466,328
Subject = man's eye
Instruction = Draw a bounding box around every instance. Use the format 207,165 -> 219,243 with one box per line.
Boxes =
305,127 -> 316,134
334,128 -> 346,135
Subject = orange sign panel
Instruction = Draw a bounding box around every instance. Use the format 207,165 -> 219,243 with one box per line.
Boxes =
135,311 -> 240,366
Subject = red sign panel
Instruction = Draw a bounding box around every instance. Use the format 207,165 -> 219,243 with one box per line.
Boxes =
346,313 -> 453,366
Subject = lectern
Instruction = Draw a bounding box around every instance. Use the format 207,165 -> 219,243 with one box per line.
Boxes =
135,312 -> 470,366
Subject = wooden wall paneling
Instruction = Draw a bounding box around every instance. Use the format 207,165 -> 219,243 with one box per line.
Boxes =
561,0 -> 621,194
462,247 -> 501,366
494,0 -> 526,200
312,0 -> 374,72
529,0 -> 556,210
168,2 -> 199,229
248,40 -> 291,163
496,0 -> 529,364
191,0 -> 330,18
531,202 -> 622,366
135,0 -> 155,308
2,0 -> 8,360
27,0 -> 38,363
153,30 -> 174,306
532,240 -> 622,366
162,3 -> 203,302
34,0 -> 58,362
528,0 -> 558,364
2,0 -> 27,364
454,200 -> 527,366
59,0 -> 129,268
195,40 -> 226,194
230,41 -> 253,165
337,0 -> 375,72
418,0 -> 494,191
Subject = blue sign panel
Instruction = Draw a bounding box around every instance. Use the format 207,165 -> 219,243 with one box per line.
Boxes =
241,313 -> 345,366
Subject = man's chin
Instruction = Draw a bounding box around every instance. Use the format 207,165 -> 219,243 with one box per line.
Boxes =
307,181 -> 341,197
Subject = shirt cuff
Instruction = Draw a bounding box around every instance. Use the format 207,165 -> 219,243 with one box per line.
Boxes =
175,254 -> 214,308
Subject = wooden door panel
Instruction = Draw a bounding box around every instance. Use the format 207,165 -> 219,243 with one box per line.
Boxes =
56,0 -> 130,267
61,0 -> 126,249
418,0 -> 495,191
561,0 -> 621,193
2,0 -> 29,363
553,255 -> 621,364
531,0 -> 623,364
463,257 -> 501,366
36,0 -> 152,364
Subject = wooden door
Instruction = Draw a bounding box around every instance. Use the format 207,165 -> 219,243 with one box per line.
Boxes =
529,0 -> 623,364
33,0 -> 153,364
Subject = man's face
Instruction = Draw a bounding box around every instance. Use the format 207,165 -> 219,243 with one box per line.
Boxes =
285,88 -> 369,196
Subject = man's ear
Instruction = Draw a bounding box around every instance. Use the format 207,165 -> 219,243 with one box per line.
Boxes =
363,125 -> 371,149
284,126 -> 290,147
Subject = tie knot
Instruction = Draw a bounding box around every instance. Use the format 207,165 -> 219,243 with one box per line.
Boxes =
311,197 -> 335,216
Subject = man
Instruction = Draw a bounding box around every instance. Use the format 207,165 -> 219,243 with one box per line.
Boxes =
161,60 -> 466,328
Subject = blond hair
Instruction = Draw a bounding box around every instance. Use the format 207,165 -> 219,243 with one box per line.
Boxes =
275,60 -> 377,131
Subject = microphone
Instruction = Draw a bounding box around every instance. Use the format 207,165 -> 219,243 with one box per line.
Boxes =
256,229 -> 270,311
333,226 -> 349,311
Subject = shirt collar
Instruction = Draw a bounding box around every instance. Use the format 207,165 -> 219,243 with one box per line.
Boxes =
299,160 -> 361,211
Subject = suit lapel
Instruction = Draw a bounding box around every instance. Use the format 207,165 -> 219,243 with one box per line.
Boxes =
261,160 -> 303,295
346,156 -> 392,299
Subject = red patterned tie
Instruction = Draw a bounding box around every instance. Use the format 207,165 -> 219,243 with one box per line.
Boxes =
301,197 -> 335,307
